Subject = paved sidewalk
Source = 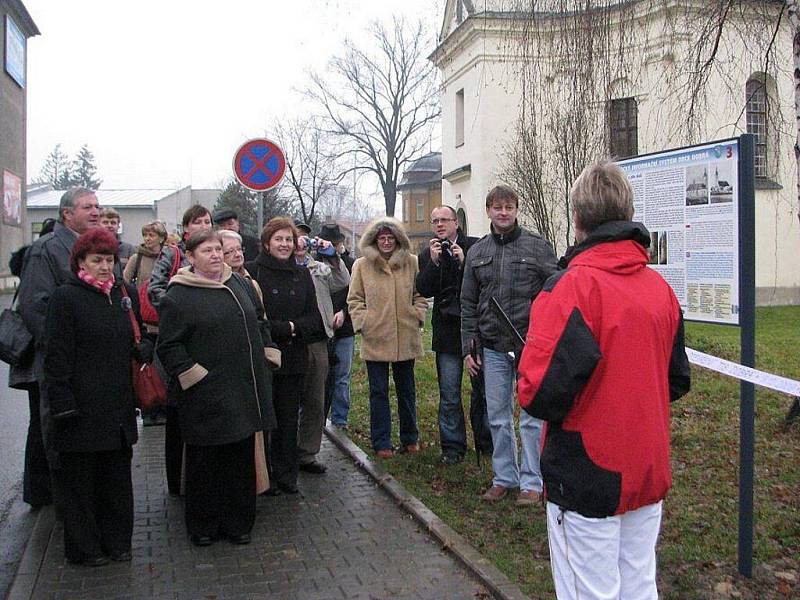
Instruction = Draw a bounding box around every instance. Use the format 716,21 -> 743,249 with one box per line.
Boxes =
13,425 -> 494,600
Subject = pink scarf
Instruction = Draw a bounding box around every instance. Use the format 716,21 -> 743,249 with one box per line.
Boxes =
77,268 -> 114,296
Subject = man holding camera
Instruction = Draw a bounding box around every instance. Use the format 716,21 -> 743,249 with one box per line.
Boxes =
417,206 -> 490,465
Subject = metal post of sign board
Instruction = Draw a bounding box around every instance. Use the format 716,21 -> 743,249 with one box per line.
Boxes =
257,191 -> 264,232
736,133 -> 756,578
617,135 -> 759,579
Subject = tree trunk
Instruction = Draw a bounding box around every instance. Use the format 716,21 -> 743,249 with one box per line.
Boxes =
384,184 -> 397,217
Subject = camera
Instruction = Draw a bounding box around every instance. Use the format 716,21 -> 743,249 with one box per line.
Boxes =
302,235 -> 320,252
301,235 -> 336,257
439,238 -> 453,260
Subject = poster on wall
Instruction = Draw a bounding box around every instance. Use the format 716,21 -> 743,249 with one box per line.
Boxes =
3,170 -> 22,227
618,139 -> 740,325
5,14 -> 26,88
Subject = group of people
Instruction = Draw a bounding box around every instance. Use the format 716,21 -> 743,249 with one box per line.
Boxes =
12,158 -> 691,599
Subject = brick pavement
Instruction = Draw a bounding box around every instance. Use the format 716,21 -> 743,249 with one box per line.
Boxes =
22,425 -> 493,600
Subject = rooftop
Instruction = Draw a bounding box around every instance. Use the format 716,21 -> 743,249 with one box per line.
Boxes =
27,189 -> 180,209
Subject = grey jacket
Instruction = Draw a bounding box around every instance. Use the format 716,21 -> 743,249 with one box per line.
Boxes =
147,242 -> 189,309
460,223 -> 558,356
14,222 -> 78,385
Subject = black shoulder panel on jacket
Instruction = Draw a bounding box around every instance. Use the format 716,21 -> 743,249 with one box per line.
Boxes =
522,307 -> 601,423
542,269 -> 568,293
669,312 -> 691,402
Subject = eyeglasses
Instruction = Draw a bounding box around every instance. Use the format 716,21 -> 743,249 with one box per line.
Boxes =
222,247 -> 243,257
430,218 -> 456,225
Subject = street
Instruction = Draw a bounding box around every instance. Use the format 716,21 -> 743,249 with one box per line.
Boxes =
0,293 -> 38,598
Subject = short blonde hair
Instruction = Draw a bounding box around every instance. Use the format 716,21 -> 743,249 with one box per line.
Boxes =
100,207 -> 120,220
141,220 -> 167,241
218,229 -> 242,244
570,160 -> 634,233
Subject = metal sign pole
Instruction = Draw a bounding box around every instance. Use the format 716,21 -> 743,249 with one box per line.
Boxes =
257,191 -> 264,232
737,133 -> 756,578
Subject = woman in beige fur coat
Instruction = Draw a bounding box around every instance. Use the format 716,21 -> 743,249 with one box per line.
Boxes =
347,217 -> 428,458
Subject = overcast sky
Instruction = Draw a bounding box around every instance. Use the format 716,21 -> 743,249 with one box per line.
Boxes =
23,0 -> 445,192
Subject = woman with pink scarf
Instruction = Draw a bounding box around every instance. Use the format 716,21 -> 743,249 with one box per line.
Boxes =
43,228 -> 152,566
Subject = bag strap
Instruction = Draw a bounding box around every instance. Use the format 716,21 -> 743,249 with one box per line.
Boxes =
168,244 -> 182,278
119,285 -> 142,345
131,252 -> 144,284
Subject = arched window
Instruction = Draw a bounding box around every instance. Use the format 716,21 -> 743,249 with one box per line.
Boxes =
746,76 -> 768,179
457,207 -> 467,235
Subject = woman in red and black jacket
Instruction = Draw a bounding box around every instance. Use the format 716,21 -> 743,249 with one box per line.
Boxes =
517,160 -> 690,600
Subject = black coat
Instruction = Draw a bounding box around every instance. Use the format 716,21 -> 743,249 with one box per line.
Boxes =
157,267 -> 277,446
43,276 -> 140,453
416,230 -> 478,354
242,233 -> 261,263
246,253 -> 323,375
15,222 -> 78,387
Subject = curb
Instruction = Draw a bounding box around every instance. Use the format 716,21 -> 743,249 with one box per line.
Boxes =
323,425 -> 530,600
7,505 -> 54,600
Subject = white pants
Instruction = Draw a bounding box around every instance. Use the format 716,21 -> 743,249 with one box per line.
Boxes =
547,501 -> 663,600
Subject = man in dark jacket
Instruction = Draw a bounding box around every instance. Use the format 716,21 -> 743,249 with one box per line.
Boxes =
416,206 -> 490,465
15,187 -> 99,508
517,160 -> 690,598
461,185 -> 558,505
213,208 -> 261,262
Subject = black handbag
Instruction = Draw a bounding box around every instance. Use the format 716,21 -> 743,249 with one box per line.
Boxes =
0,290 -> 33,366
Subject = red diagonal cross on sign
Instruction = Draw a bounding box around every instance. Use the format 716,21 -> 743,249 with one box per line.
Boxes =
243,148 -> 276,179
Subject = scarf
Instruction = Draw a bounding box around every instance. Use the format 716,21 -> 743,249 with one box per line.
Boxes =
192,267 -> 223,281
77,268 -> 114,296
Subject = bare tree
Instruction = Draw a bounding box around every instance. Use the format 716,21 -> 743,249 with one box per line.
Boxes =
308,17 -> 440,217
496,0 -> 794,252
316,184 -> 380,226
273,117 -> 339,226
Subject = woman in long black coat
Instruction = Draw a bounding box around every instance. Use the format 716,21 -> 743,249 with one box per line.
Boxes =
157,229 -> 277,546
44,228 -> 151,566
246,216 -> 323,494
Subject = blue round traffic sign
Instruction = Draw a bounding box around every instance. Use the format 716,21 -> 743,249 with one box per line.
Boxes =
233,138 -> 286,191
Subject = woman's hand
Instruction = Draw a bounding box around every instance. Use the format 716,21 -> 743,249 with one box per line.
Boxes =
333,310 -> 345,329
133,340 -> 154,363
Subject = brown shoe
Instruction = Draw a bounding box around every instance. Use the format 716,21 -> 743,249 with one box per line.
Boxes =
399,443 -> 419,454
516,490 -> 541,506
481,485 -> 509,502
376,448 -> 395,459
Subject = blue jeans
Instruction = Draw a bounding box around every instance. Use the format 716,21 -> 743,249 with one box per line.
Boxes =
436,352 -> 467,457
328,336 -> 355,426
483,348 -> 543,492
365,360 -> 418,451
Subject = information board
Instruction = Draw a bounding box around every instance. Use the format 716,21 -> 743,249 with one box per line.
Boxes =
618,139 -> 741,325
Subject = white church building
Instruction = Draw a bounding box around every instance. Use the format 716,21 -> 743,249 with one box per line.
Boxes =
430,0 -> 800,305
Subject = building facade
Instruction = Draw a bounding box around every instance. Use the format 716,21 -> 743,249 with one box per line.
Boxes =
0,0 -> 38,288
430,0 -> 800,305
398,151 -> 443,252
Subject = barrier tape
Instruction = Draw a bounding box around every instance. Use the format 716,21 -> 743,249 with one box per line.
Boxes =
686,348 -> 800,397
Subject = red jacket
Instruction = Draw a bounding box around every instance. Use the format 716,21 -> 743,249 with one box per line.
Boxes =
517,222 -> 690,517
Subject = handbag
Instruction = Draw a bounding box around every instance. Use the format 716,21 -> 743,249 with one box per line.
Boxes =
139,245 -> 181,325
0,290 -> 33,367
121,286 -> 167,410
